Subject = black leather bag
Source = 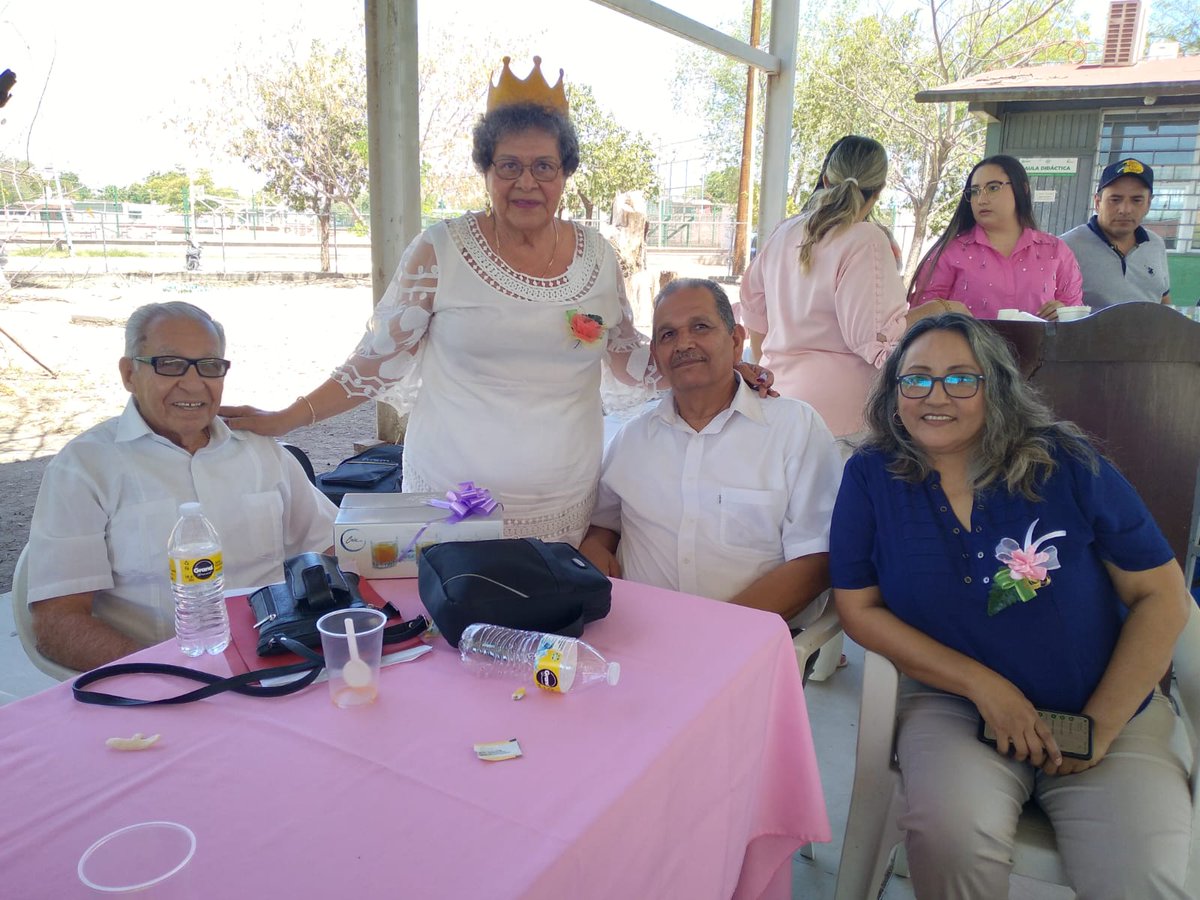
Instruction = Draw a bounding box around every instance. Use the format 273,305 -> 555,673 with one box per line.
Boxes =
417,538 -> 612,648
316,444 -> 404,506
248,552 -> 425,656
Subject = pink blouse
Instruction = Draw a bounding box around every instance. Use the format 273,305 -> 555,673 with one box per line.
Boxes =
912,225 -> 1083,318
741,219 -> 908,437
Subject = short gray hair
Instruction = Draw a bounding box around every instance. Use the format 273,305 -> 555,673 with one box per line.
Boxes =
862,312 -> 1096,500
471,103 -> 581,177
653,278 -> 736,333
124,302 -> 226,358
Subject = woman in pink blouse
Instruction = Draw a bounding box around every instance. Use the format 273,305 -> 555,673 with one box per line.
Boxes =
743,136 -> 944,438
910,155 -> 1083,320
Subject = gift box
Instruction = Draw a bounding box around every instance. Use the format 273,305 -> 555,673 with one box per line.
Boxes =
334,488 -> 503,578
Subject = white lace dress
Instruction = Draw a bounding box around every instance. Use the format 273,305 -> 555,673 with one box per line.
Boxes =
332,213 -> 655,545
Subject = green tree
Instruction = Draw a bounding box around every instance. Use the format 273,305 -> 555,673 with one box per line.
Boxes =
703,165 -> 741,205
680,0 -> 1086,274
1148,0 -> 1200,54
115,169 -> 239,211
195,41 -> 369,272
566,84 -> 660,222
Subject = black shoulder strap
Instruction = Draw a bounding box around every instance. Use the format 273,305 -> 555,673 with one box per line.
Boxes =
72,637 -> 324,707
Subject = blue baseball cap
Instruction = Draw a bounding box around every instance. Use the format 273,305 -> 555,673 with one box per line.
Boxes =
1098,158 -> 1153,193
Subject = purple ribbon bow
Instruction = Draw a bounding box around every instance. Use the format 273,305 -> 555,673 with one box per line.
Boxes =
426,482 -> 499,522
398,483 -> 500,563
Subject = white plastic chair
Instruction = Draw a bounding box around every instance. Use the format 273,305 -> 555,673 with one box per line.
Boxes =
791,590 -> 844,683
834,605 -> 1200,899
11,545 -> 81,681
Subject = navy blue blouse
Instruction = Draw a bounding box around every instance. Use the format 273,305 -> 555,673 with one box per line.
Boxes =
830,444 -> 1173,712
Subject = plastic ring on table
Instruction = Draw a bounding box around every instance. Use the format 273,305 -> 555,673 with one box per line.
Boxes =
77,821 -> 196,893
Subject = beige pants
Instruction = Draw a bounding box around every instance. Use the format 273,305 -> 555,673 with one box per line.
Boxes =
895,684 -> 1192,899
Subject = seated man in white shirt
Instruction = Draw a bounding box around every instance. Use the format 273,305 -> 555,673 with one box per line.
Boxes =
581,278 -> 843,626
26,301 -> 338,670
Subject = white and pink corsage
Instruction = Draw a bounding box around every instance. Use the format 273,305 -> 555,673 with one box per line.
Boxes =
986,519 -> 1066,616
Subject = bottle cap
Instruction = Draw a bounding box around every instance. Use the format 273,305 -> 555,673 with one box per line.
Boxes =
606,662 -> 620,686
178,502 -> 202,516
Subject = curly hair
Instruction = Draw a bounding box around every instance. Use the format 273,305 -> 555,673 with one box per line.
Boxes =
471,103 -> 580,177
861,312 -> 1097,500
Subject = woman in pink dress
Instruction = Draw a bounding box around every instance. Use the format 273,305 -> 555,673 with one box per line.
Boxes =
742,136 -> 942,438
909,155 -> 1083,320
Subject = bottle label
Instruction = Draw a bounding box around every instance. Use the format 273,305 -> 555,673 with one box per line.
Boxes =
169,552 -> 224,585
534,635 -> 575,693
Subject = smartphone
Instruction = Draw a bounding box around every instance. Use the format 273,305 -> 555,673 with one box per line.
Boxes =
979,709 -> 1094,760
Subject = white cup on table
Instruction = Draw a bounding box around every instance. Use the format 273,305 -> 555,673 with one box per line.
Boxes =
1057,306 -> 1092,322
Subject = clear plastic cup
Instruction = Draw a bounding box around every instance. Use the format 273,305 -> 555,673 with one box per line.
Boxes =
77,821 -> 196,893
317,608 -> 387,707
1057,306 -> 1091,321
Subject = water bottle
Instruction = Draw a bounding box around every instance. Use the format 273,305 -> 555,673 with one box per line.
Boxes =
167,502 -> 230,656
459,624 -> 620,694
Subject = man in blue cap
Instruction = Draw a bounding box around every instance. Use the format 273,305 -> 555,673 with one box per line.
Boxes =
1061,158 -> 1171,308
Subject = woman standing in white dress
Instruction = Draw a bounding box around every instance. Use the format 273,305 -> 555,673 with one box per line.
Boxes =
222,58 -> 768,545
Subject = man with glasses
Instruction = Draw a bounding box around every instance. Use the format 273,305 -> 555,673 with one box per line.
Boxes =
1061,158 -> 1171,308
25,301 -> 337,670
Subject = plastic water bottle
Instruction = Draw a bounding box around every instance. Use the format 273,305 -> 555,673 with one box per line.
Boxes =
167,502 -> 230,657
459,624 -> 620,694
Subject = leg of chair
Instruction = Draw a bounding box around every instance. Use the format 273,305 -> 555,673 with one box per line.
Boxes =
809,630 -> 845,682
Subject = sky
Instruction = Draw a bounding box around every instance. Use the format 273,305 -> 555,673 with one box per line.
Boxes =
0,0 -> 1115,192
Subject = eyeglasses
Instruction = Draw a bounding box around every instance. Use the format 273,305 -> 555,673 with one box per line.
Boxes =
896,373 -> 984,399
133,355 -> 231,377
491,157 -> 562,182
964,181 -> 1011,201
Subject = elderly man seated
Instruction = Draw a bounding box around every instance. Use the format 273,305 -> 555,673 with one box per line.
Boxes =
26,301 -> 337,670
581,278 -> 843,626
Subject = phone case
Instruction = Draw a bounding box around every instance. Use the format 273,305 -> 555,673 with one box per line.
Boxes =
978,708 -> 1094,759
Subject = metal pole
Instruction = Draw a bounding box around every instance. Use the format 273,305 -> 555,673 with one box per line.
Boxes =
220,212 -> 227,273
758,0 -> 800,243
365,0 -> 421,442
732,0 -> 763,277
101,210 -> 108,272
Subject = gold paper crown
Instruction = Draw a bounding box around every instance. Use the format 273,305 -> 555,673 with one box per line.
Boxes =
486,56 -> 568,116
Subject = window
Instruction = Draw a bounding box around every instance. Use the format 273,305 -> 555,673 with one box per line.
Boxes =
1099,109 -> 1200,252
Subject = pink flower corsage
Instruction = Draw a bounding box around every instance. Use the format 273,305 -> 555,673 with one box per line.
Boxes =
986,519 -> 1066,615
566,310 -> 605,346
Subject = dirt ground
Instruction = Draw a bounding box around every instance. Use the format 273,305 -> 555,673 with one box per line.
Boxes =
0,274 -> 385,592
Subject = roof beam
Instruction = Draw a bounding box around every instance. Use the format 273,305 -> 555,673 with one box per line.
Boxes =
589,0 -> 780,73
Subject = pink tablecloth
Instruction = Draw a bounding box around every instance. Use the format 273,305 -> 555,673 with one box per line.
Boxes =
0,578 -> 828,899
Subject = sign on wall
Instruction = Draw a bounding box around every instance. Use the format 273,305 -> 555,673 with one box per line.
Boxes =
1020,157 -> 1078,176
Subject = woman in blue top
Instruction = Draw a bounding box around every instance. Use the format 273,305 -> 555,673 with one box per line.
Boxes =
831,313 -> 1192,899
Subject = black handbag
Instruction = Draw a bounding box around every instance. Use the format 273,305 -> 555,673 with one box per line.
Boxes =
316,444 -> 404,505
417,538 -> 612,648
248,552 -> 426,656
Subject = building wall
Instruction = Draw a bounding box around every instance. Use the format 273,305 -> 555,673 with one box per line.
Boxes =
996,110 -> 1101,235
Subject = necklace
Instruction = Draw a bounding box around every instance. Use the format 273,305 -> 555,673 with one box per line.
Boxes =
493,212 -> 560,277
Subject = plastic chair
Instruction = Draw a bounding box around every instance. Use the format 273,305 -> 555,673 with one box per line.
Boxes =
791,592 -> 843,683
11,545 -> 81,681
281,442 -> 317,485
834,606 -> 1200,899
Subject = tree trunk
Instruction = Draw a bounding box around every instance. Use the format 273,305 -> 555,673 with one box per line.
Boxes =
581,197 -> 594,224
317,197 -> 332,273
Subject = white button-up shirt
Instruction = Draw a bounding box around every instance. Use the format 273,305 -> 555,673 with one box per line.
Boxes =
27,399 -> 338,645
591,379 -> 842,619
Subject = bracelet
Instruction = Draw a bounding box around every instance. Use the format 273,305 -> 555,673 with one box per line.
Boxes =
297,395 -> 317,426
